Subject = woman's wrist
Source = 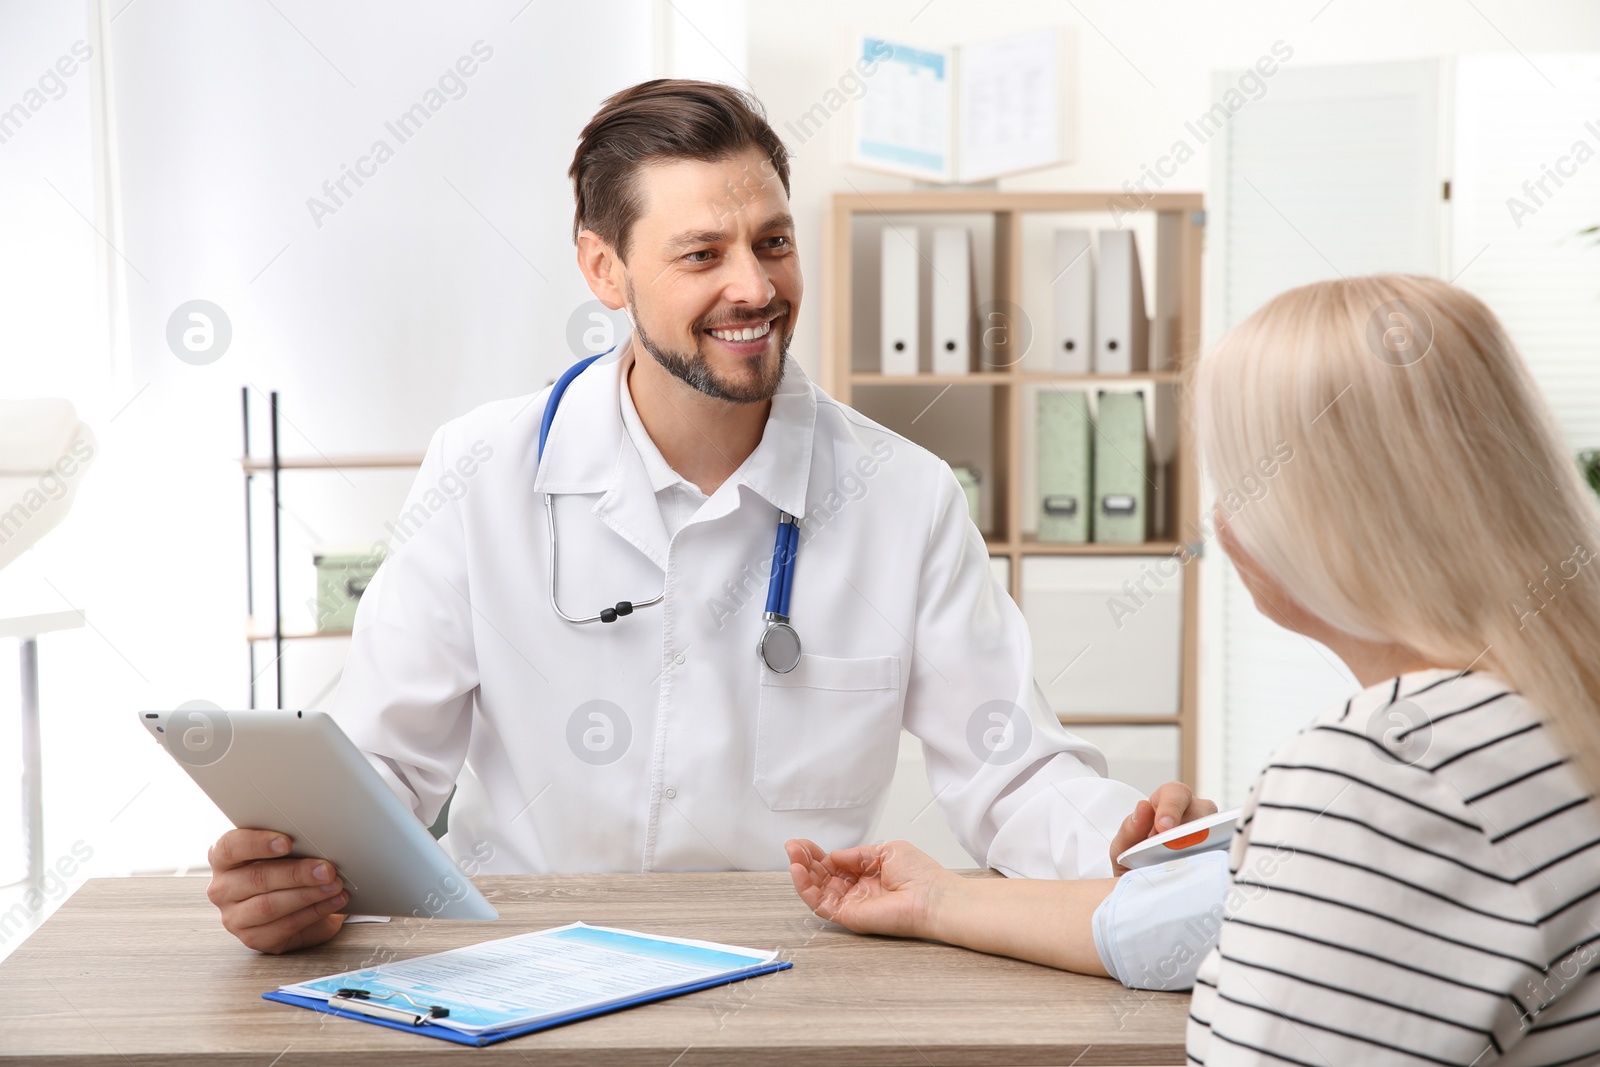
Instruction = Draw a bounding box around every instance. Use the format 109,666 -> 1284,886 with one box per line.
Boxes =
918,872 -> 1119,976
921,868 -> 975,946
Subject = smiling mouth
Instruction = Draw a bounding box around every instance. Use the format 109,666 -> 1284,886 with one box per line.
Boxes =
705,318 -> 775,343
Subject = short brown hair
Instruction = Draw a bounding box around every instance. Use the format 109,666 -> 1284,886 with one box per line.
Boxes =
568,79 -> 791,260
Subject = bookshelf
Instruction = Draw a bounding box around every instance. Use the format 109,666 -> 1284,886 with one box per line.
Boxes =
821,190 -> 1204,784
238,386 -> 423,708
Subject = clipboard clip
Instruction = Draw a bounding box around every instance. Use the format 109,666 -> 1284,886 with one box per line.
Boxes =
330,987 -> 451,1026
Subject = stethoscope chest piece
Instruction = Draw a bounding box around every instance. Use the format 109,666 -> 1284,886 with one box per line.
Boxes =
757,512 -> 803,673
759,619 -> 802,674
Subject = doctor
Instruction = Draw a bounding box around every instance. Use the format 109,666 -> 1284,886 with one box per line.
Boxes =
205,79 -> 1213,953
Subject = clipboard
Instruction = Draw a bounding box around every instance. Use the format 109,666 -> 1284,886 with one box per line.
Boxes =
262,963 -> 793,1046
261,922 -> 793,1046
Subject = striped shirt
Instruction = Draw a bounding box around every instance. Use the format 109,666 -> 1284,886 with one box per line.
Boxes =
1188,669 -> 1600,1066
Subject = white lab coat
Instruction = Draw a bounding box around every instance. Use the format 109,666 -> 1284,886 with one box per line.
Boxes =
331,339 -> 1144,879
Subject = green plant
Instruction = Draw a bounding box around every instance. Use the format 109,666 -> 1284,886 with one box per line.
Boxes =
1580,450 -> 1600,497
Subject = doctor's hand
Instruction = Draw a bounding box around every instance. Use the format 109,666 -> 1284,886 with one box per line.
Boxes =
1109,783 -> 1218,876
785,838 -> 954,941
206,829 -> 349,954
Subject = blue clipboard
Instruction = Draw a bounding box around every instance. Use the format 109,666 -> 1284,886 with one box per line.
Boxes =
262,959 -> 793,1047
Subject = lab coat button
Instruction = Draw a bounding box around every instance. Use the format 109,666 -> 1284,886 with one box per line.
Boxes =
673,652 -> 686,665
664,787 -> 677,799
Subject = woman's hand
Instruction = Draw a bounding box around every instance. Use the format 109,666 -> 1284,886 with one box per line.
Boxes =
784,838 -> 955,940
786,837 -> 1118,975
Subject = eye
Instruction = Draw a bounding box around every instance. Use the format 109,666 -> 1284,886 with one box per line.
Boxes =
684,249 -> 716,264
762,236 -> 792,252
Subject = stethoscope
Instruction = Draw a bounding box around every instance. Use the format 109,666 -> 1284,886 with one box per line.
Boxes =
538,350 -> 803,674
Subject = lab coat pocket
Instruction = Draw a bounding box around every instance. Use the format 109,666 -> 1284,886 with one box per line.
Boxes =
754,653 -> 902,810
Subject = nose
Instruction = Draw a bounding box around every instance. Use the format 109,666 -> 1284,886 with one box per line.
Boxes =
721,247 -> 775,309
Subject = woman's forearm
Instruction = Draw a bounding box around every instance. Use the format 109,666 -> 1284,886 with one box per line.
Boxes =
924,872 -> 1118,976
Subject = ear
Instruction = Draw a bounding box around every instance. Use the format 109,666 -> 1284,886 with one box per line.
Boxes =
576,230 -> 627,311
1215,509 -> 1319,636
1216,510 -> 1276,600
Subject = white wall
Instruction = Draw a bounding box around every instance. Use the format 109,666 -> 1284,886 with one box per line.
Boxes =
0,1 -> 106,897
0,0 -> 658,950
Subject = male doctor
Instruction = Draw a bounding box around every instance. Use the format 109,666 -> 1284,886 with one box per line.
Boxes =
206,79 -> 1213,953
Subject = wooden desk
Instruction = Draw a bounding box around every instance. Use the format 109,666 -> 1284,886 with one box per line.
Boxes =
1,873 -> 1189,1065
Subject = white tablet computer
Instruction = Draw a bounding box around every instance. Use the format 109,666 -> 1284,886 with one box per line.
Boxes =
139,706 -> 497,921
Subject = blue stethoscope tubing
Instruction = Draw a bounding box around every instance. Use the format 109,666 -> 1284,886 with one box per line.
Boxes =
538,350 -> 802,673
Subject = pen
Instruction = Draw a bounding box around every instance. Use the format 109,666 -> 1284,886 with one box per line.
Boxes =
329,987 -> 451,1026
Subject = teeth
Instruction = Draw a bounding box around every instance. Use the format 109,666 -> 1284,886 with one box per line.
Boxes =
710,320 -> 772,342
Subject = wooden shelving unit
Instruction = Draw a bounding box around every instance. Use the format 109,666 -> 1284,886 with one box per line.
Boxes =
822,191 -> 1204,783
238,386 -> 423,708
239,453 -> 425,472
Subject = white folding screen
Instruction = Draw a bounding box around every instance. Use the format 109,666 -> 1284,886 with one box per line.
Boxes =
1212,60 -> 1447,327
1451,54 -> 1600,452
1205,60 -> 1446,805
1207,53 -> 1600,806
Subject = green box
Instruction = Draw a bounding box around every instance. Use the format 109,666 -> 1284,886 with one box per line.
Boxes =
1038,390 -> 1092,543
1093,391 -> 1150,544
313,545 -> 386,632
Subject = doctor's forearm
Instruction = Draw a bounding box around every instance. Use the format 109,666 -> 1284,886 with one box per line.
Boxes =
927,874 -> 1116,976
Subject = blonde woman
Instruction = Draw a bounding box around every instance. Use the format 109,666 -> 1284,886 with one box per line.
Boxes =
787,274 -> 1600,1065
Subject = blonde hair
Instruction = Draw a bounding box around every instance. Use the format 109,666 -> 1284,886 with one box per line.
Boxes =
1194,274 -> 1600,791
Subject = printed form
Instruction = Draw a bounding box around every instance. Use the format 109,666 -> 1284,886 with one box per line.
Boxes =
278,922 -> 782,1035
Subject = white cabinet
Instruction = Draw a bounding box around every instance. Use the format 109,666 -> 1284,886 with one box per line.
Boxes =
1022,556 -> 1182,717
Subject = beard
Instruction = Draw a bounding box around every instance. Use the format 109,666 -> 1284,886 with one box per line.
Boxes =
627,284 -> 792,404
